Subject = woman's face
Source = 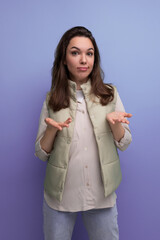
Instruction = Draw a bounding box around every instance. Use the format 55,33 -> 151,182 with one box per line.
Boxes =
65,36 -> 94,85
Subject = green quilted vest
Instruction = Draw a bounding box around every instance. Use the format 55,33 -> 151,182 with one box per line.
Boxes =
44,80 -> 122,201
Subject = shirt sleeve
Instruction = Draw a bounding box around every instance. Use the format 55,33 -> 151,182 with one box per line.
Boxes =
114,92 -> 132,151
35,100 -> 51,161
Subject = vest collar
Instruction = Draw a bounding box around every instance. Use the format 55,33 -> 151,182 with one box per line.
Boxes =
68,79 -> 92,101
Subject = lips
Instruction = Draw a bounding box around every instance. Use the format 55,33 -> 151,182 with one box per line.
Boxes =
77,67 -> 88,71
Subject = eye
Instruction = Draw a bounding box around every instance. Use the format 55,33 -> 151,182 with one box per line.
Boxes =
87,52 -> 94,56
71,51 -> 79,56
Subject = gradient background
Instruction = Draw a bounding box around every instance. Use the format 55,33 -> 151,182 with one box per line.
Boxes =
1,0 -> 160,239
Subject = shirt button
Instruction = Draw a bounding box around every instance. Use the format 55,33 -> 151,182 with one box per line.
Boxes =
85,165 -> 88,168
86,183 -> 89,186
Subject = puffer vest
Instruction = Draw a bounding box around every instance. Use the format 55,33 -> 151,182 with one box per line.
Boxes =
44,80 -> 122,201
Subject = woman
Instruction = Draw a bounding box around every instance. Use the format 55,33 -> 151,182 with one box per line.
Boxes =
35,26 -> 132,240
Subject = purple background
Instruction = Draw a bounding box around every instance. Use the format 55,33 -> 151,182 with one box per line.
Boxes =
1,0 -> 160,239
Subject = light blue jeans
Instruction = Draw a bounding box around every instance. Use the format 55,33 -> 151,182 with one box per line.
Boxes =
43,199 -> 119,240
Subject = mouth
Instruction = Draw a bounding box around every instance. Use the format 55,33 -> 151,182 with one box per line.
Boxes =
77,67 -> 88,71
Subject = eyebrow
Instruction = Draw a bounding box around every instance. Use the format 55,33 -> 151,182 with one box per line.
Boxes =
70,46 -> 94,51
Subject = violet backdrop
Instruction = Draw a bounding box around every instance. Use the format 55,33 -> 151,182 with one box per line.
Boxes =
1,0 -> 160,239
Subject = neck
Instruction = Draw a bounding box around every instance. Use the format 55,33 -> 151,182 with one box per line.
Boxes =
76,83 -> 82,90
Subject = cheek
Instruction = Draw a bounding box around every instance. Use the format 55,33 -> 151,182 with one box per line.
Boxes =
66,55 -> 76,65
67,63 -> 76,74
89,59 -> 94,70
89,57 -> 94,66
69,60 -> 76,68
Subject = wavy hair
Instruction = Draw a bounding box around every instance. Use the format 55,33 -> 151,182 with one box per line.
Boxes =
48,26 -> 114,111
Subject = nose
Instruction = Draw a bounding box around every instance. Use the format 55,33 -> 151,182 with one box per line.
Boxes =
80,54 -> 87,64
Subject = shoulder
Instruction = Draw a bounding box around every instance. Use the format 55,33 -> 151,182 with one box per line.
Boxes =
41,98 -> 49,114
39,92 -> 51,114
46,91 -> 50,103
104,83 -> 117,91
44,91 -> 52,110
104,83 -> 118,102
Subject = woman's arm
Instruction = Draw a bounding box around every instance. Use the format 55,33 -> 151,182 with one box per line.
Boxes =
106,92 -> 132,151
35,100 -> 71,160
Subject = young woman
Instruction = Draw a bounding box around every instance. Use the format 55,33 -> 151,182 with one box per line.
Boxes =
35,26 -> 132,240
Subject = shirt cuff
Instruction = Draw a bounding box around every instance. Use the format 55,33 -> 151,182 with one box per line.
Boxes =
35,137 -> 50,161
114,128 -> 132,151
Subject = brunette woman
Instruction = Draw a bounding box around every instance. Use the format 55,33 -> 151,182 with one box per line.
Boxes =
35,26 -> 132,240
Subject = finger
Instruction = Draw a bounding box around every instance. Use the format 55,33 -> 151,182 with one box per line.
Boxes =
64,118 -> 72,124
59,123 -> 69,128
60,118 -> 72,128
59,119 -> 72,128
114,116 -> 129,124
45,118 -> 56,126
45,118 -> 62,130
121,118 -> 130,124
109,118 -> 115,124
123,119 -> 129,124
122,113 -> 132,118
114,115 -> 124,123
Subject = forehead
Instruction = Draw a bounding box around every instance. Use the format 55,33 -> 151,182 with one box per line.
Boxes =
67,36 -> 94,50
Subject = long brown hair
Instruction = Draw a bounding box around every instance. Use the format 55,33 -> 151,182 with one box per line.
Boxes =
49,26 -> 114,111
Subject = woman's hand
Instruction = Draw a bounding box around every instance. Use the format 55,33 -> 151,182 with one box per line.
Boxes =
40,117 -> 72,153
106,112 -> 132,125
45,117 -> 72,131
106,112 -> 132,142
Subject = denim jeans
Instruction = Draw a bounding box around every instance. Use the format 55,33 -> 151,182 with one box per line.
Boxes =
43,199 -> 119,240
